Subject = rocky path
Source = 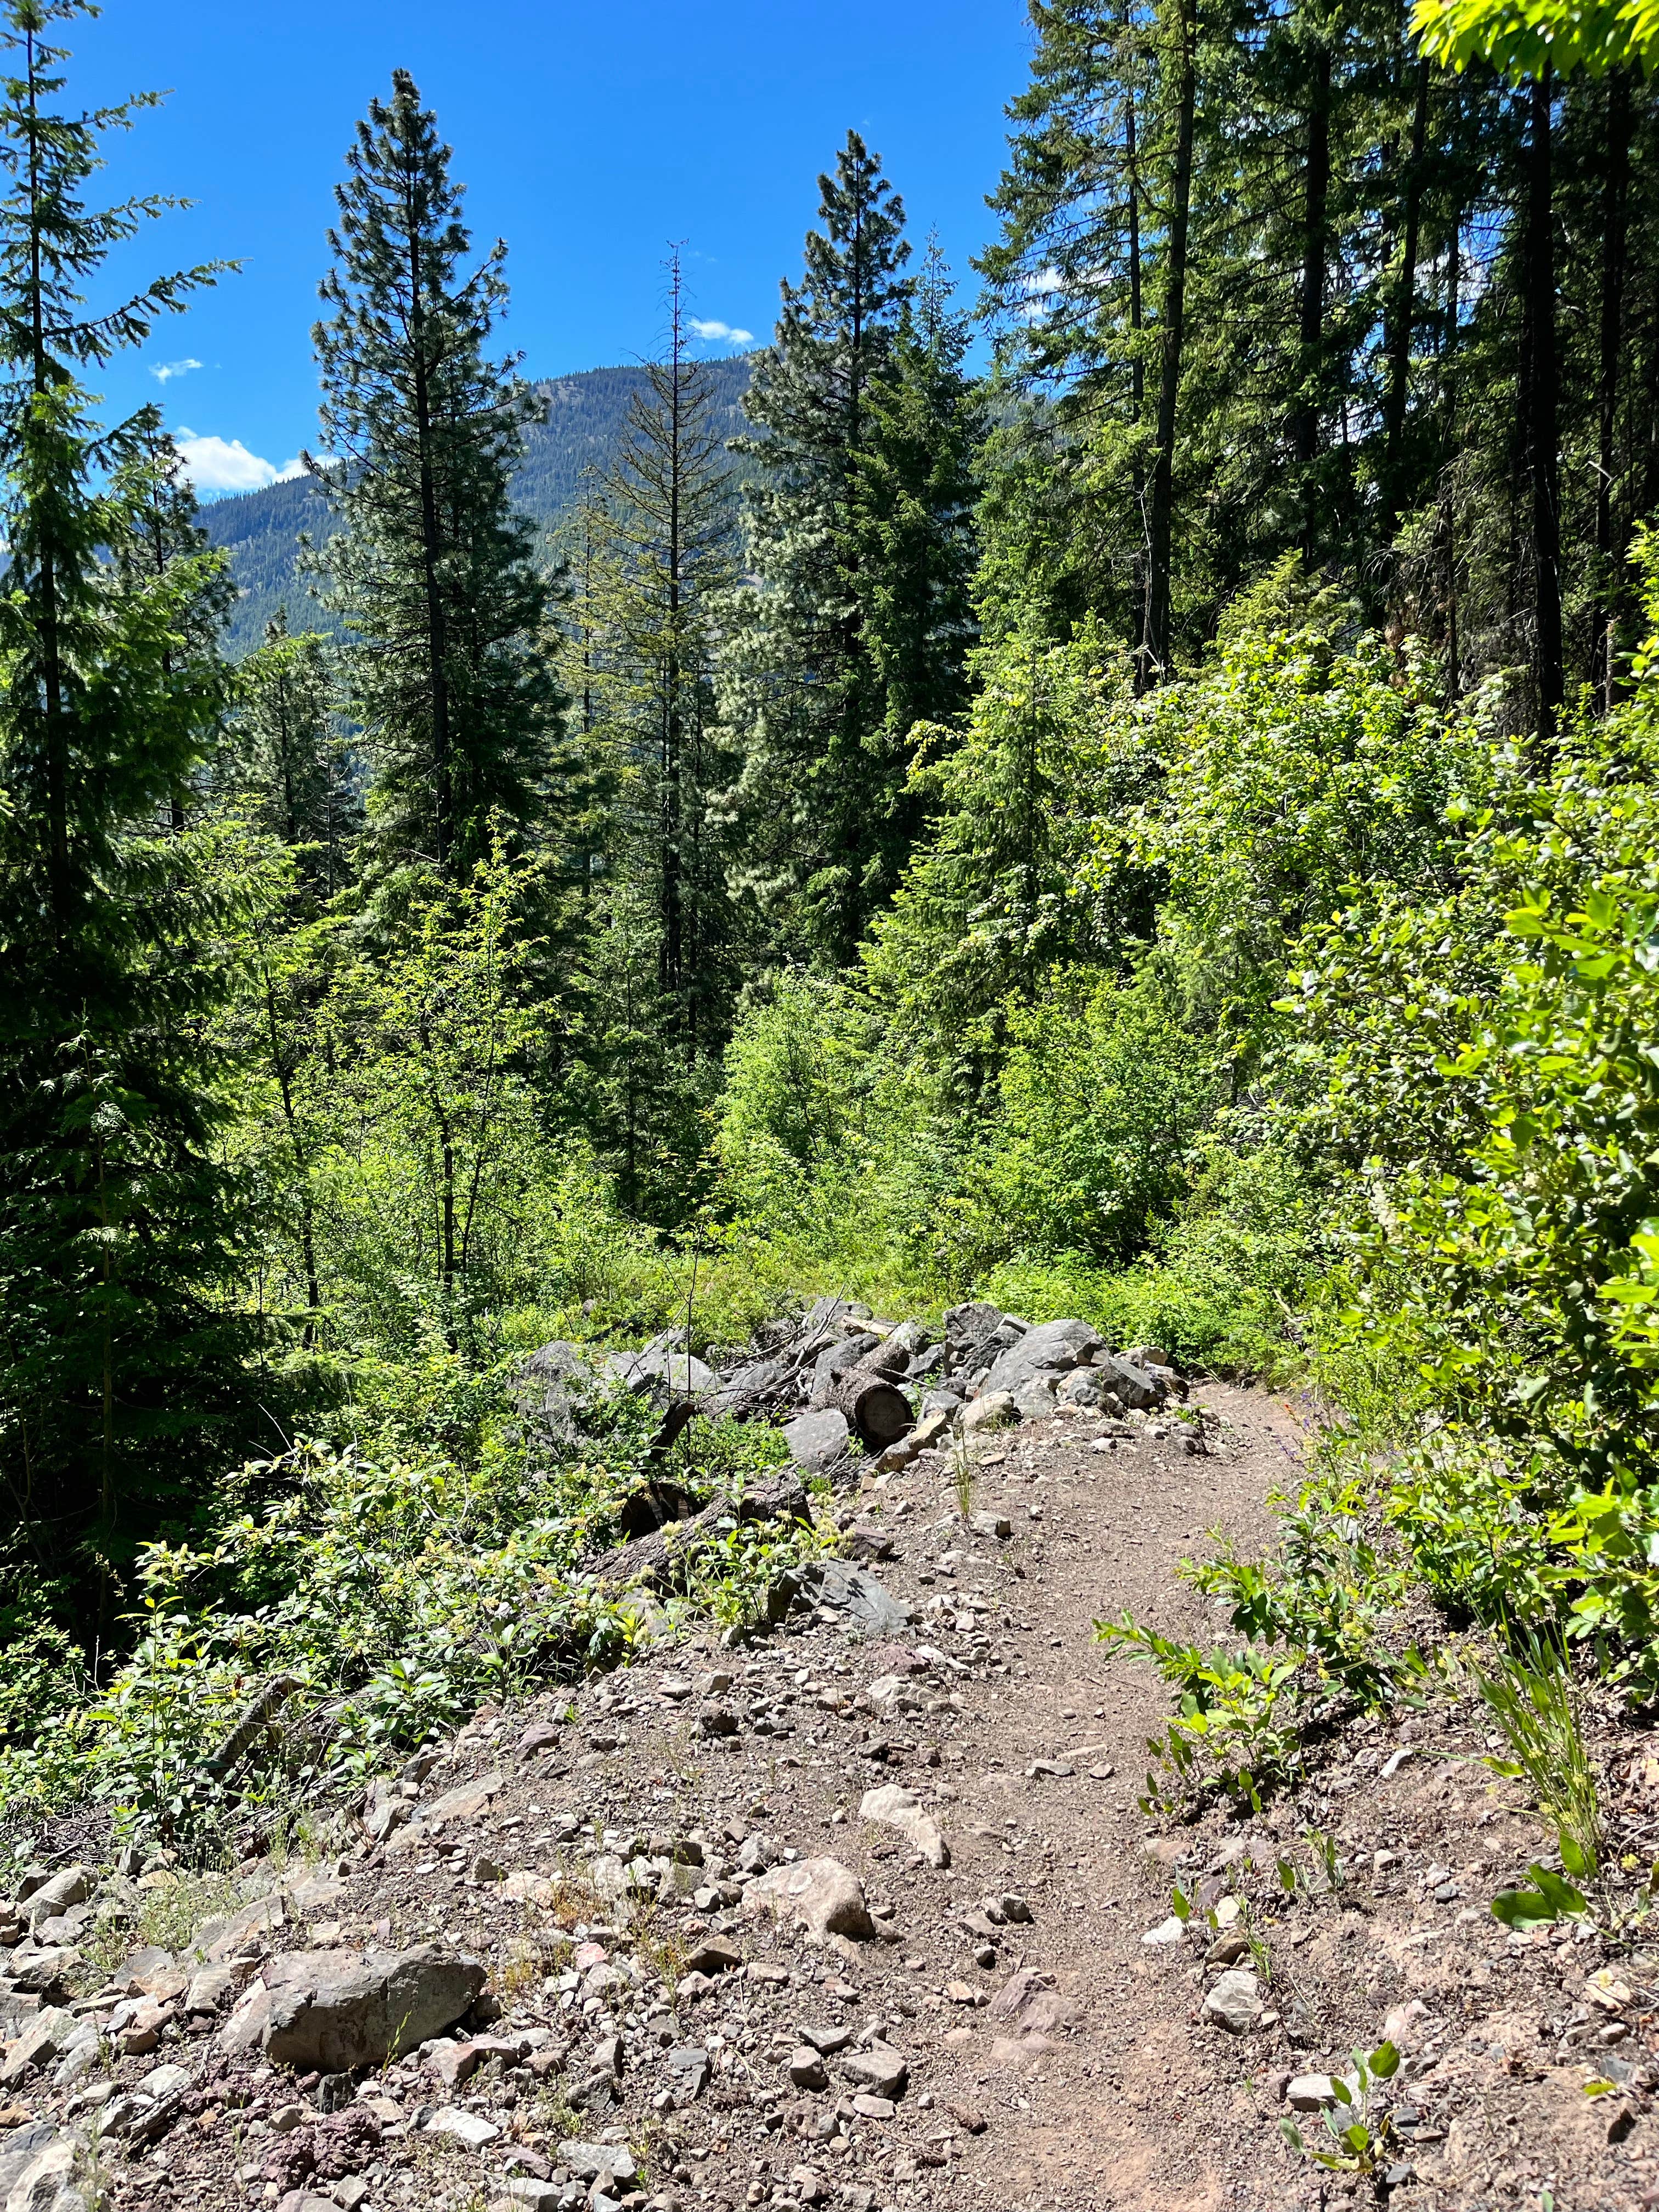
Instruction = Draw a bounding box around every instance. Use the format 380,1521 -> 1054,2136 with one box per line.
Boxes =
5,1378 -> 1657,2212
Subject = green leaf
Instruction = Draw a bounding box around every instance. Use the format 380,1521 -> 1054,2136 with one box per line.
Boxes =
1368,2040 -> 1400,2080
1491,1887 -> 1559,1931
1529,1863 -> 1588,1915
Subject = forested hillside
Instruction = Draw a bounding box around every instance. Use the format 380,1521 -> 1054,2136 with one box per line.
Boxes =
4,0 -> 1659,2087
199,359 -> 754,654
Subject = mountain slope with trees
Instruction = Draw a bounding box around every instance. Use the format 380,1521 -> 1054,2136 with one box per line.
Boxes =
198,357 -> 754,656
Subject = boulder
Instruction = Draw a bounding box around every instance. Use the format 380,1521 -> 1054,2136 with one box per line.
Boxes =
746,1857 -> 874,1943
518,1341 -> 605,1437
3,2133 -> 77,2212
859,1785 -> 950,1869
1098,1353 -> 1165,1412
981,1318 -> 1104,1398
609,1345 -> 714,1402
783,1407 -> 850,1473
219,1944 -> 484,2072
772,1560 -> 911,1638
0,2008 -> 76,2085
960,1391 -> 1017,1436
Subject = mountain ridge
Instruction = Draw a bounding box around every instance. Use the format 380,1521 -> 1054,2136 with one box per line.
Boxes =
198,354 -> 755,656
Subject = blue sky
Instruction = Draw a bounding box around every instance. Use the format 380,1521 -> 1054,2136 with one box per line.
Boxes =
70,0 -> 1034,496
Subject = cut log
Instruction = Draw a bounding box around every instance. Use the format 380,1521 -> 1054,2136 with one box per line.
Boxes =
834,1373 -> 914,1450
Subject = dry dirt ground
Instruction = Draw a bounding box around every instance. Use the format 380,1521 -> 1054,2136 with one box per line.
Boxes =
10,1384 -> 1659,2212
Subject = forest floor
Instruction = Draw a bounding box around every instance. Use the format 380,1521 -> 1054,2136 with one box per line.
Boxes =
8,1384 -> 1658,2212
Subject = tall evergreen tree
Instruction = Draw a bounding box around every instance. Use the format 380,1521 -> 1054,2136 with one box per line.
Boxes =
720,132 -> 921,969
236,612 -> 358,895
857,239 -> 982,748
313,71 -> 558,878
577,257 -> 742,1221
0,0 -> 252,1625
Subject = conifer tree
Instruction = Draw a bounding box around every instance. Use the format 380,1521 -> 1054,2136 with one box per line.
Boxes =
0,0 -> 251,1622
577,259 -> 741,1221
857,239 -> 981,748
237,612 -> 358,895
314,71 -> 557,878
720,132 -> 922,969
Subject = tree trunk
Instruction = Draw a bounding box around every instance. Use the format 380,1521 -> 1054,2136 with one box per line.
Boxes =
1381,59 -> 1430,543
1593,67 -> 1632,708
1521,66 -> 1563,752
1294,40 -> 1332,565
1144,0 -> 1195,684
1125,41 -> 1149,686
405,195 -> 454,871
834,1371 -> 915,1450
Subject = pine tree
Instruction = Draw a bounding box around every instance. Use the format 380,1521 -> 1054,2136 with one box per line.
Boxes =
314,71 -> 558,879
719,131 -> 921,969
236,612 -> 358,895
0,0 -> 252,1624
857,239 -> 981,749
577,257 -> 742,1221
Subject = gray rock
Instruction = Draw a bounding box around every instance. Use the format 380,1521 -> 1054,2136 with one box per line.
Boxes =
776,1560 -> 912,1638
1201,1968 -> 1262,2033
960,1392 -> 1017,1436
1012,1376 -> 1060,1420
746,1857 -> 875,1943
425,2105 -> 501,2146
1099,1353 -> 1165,1411
981,1318 -> 1104,1398
783,1407 -> 850,1472
21,1869 -> 91,1932
842,2043 -> 909,2100
557,2142 -> 637,2186
610,1346 -> 714,1400
859,1785 -> 950,1868
969,1511 -> 1013,1541
788,2047 -> 828,2090
2,2133 -> 79,2212
1057,1368 -> 1107,1408
519,1341 -> 605,1437
219,1943 -> 484,2071
0,2007 -> 75,2086
659,2045 -> 710,2101
1286,2073 -> 1339,2110
0,2128 -> 58,2202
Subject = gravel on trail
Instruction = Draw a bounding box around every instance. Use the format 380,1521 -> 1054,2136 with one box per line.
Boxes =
4,1373 -> 1656,2212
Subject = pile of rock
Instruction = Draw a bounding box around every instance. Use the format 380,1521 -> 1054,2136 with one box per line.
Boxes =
534,1295 -> 1178,1491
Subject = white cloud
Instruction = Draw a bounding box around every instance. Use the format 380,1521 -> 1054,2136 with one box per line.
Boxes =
150,357 -> 204,385
689,317 -> 754,346
173,430 -> 305,496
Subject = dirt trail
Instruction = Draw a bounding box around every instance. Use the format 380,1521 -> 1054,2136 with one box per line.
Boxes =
20,1381 -> 1658,2212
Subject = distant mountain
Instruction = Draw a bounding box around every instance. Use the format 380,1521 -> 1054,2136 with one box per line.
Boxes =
198,355 -> 755,657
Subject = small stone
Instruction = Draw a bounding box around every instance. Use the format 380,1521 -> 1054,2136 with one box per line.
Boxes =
1201,1968 -> 1262,2034
682,1937 -> 743,1977
859,1784 -> 950,1869
270,2104 -> 307,2135
470,1854 -> 506,1885
787,2050 -> 828,2091
1286,2074 -> 1338,2111
842,2043 -> 908,2100
1140,1917 -> 1186,1946
425,2105 -> 501,2146
968,1513 -> 1012,1541
558,2141 -> 639,2186
945,1981 -> 978,2005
